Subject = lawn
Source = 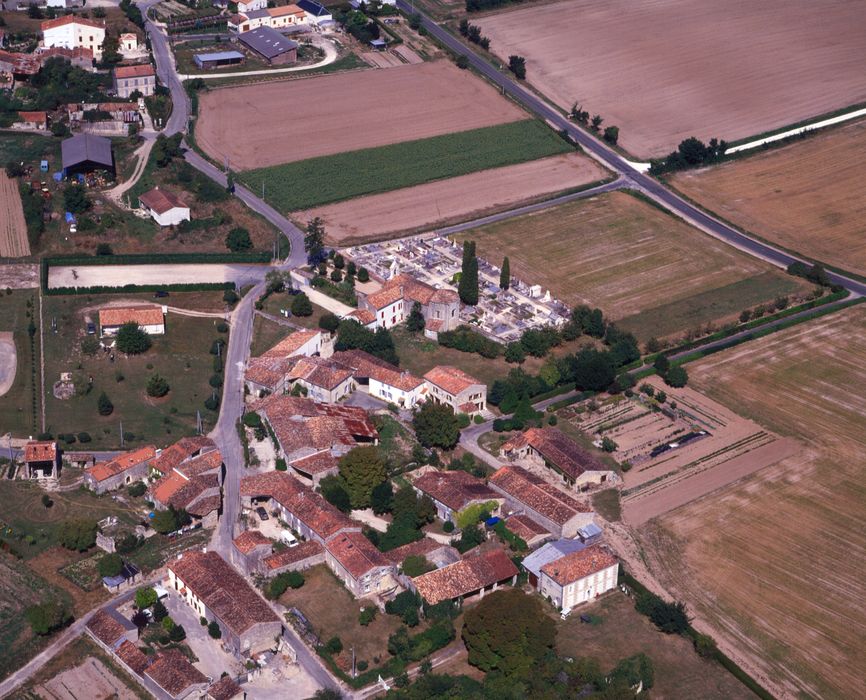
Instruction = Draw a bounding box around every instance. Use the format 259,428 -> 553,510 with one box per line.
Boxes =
42,293 -> 228,449
240,120 -> 572,213
250,314 -> 293,357
555,593 -> 754,699
0,132 -> 61,169
261,293 -> 330,331
456,191 -> 813,342
590,489 -> 621,523
0,289 -> 40,437
640,305 -> 866,700
280,564 -> 404,669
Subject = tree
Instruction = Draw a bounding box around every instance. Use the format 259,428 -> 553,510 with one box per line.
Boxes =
591,114 -> 603,131
63,183 -> 90,214
653,354 -> 670,375
96,390 -> 114,416
26,601 -> 71,636
504,342 -> 525,364
572,348 -> 616,391
678,136 -> 708,165
152,600 -> 168,622
357,267 -> 369,283
59,519 -> 97,551
455,524 -> 485,553
413,402 -> 460,450
223,288 -> 239,306
225,226 -> 252,252
318,312 -> 340,333
664,365 -> 688,388
370,480 -> 393,515
456,54 -> 469,69
208,620 -> 222,639
116,322 -> 151,355
338,446 -> 387,510
291,292 -> 313,317
304,217 -> 326,262
601,437 -> 617,453
508,55 -> 526,79
330,269 -> 343,283
603,125 -> 619,145
132,609 -> 150,633
635,592 -> 690,634
462,589 -> 553,676
135,587 -> 158,609
458,240 -> 479,306
225,169 -> 234,193
406,301 -> 425,332
319,475 -> 352,513
169,623 -> 186,642
41,494 -> 53,508
98,553 -> 123,578
146,373 -> 170,398
499,256 -> 510,290
152,506 -> 188,534
401,555 -> 434,577
359,606 -> 377,626
325,636 -> 343,654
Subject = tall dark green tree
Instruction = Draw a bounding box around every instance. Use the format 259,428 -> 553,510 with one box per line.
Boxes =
304,217 -> 326,262
458,241 -> 479,306
499,256 -> 510,290
406,301 -> 425,332
338,446 -> 387,510
412,402 -> 461,450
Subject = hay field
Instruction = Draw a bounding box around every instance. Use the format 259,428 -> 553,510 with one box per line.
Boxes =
477,0 -> 866,158
456,191 -> 807,340
671,118 -> 866,276
301,153 -> 608,243
196,60 -> 527,170
0,172 -> 29,257
640,305 -> 866,700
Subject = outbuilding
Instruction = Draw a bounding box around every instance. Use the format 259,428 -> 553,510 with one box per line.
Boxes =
193,50 -> 246,70
138,187 -> 190,226
61,133 -> 114,177
238,26 -> 298,65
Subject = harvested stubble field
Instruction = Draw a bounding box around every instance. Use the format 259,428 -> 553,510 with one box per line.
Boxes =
476,0 -> 866,158
457,191 -> 808,341
300,153 -> 608,244
0,172 -> 29,257
196,60 -> 526,170
241,120 -> 571,213
639,305 -> 866,700
671,118 -> 866,276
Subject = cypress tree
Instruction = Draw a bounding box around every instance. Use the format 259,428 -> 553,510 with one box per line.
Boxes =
500,256 -> 510,290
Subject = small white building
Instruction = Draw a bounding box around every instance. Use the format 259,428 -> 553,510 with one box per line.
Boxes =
237,0 -> 268,12
139,187 -> 190,227
99,305 -> 166,336
46,0 -> 84,9
41,16 -> 106,60
538,544 -> 619,612
297,0 -> 332,25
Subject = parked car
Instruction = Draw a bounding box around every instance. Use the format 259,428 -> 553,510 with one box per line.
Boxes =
154,290 -> 169,298
256,507 -> 269,521
86,322 -> 96,335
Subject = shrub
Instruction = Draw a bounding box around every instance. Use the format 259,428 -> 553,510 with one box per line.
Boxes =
98,553 -> 123,578
208,620 -> 222,639
128,481 -> 147,497
318,313 -> 340,333
275,458 -> 287,471
77,431 -> 92,443
81,336 -> 100,356
223,288 -> 239,306
359,607 -> 377,627
291,292 -> 313,317
456,54 -> 469,69
268,571 -> 304,599
325,636 -> 343,655
209,374 -> 223,388
443,520 -> 454,533
204,396 -> 219,411
664,365 -> 688,388
135,587 -> 158,609
216,321 -> 229,333
146,373 -> 170,398
635,592 -> 690,634
26,601 -> 71,636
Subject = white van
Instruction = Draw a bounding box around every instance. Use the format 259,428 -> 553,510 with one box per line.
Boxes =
280,530 -> 298,547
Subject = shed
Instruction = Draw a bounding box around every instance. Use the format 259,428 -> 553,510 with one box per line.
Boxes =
238,26 -> 298,65
522,538 -> 586,588
370,38 -> 387,50
61,133 -> 114,177
193,50 -> 246,70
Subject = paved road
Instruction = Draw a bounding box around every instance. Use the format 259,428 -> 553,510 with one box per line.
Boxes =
398,0 -> 866,298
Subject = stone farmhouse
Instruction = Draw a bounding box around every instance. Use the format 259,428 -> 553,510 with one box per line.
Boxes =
500,427 -> 617,489
41,16 -> 106,60
423,365 -> 487,415
324,530 -> 398,598
489,465 -> 595,539
113,63 -> 156,98
331,349 -> 427,408
503,513 -> 551,549
253,395 -> 378,485
168,550 -> 282,658
383,538 -> 462,572
149,449 -> 225,528
411,548 -> 518,605
410,469 -> 502,525
149,436 -> 216,477
84,445 -> 156,494
145,648 -> 209,699
244,330 -> 326,397
86,608 -> 138,652
538,544 -> 619,612
22,440 -> 60,482
262,540 -> 325,577
356,273 -> 460,336
99,305 -> 165,336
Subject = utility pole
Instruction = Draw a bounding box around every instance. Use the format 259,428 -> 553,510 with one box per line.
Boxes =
119,421 -> 124,447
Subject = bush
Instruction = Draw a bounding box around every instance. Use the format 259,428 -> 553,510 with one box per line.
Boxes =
635,591 -> 690,634
208,620 -> 222,639
664,365 -> 688,388
325,636 -> 343,655
359,607 -> 377,626
443,520 -> 454,533
223,288 -> 239,306
98,552 -> 123,578
146,373 -> 170,398
456,54 -> 469,69
128,481 -> 147,497
267,571 -> 305,599
135,587 -> 158,609
77,431 -> 92,443
59,519 -> 97,551
291,292 -> 313,317
318,312 -> 340,333
26,601 -> 71,636
81,336 -> 100,356
116,323 -> 151,355
209,374 -> 223,389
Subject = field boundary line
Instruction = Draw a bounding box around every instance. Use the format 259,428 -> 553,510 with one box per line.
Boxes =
38,290 -> 45,433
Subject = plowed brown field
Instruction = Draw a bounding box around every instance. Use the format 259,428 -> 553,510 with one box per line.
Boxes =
477,0 -> 866,158
671,118 -> 866,276
196,60 -> 527,170
0,172 -> 29,257
300,153 -> 607,243
640,306 -> 866,700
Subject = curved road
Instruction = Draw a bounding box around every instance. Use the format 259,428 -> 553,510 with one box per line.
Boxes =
397,0 -> 866,298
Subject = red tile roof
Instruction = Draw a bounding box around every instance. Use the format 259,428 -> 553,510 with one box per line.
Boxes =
116,640 -> 150,674
42,15 -> 105,31
412,548 -> 518,605
150,437 -> 215,475
424,365 -> 482,396
268,3 -> 304,16
489,466 -> 592,526
501,427 -> 608,481
263,539 -> 323,570
287,356 -> 354,391
411,470 -> 499,512
24,440 -> 57,463
245,354 -> 295,390
345,309 -> 376,325
86,608 -> 128,647
99,305 -> 164,329
540,544 -> 618,586
18,111 -> 47,125
175,449 -> 222,477
114,63 -> 155,79
233,530 -> 272,555
505,514 -> 549,541
291,450 -> 339,476
139,187 -> 186,215
331,349 -> 424,392
207,676 -> 242,700
87,445 -> 156,482
261,330 -> 320,358
382,537 -> 450,565
325,531 -> 392,581
151,470 -> 188,504
365,284 -> 404,310
145,648 -> 208,697
168,551 -> 279,636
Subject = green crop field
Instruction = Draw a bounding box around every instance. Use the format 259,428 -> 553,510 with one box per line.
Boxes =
0,290 -> 40,437
239,120 -> 571,213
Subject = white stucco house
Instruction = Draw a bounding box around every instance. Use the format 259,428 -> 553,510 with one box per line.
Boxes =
99,305 -> 166,336
139,187 -> 190,227
538,544 -> 619,612
41,16 -> 106,60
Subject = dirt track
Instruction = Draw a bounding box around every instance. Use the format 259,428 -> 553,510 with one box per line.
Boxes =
478,0 -> 866,158
48,263 -> 268,288
0,172 -> 30,257
300,153 -> 607,243
196,60 -> 527,170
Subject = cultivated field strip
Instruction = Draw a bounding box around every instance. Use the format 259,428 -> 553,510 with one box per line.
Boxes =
0,172 -> 30,258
